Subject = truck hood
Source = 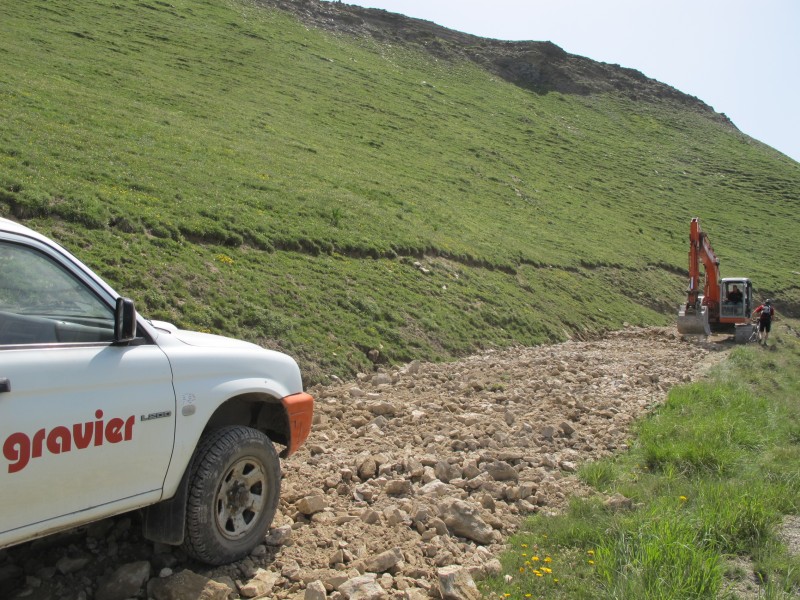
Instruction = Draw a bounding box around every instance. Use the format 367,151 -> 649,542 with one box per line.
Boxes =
149,320 -> 259,350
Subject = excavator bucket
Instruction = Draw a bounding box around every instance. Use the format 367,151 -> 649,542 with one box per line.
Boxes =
677,304 -> 711,336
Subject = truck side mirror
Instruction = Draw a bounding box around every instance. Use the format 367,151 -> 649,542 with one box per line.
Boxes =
114,297 -> 138,343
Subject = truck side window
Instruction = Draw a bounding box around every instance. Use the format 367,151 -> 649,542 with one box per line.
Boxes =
0,241 -> 115,345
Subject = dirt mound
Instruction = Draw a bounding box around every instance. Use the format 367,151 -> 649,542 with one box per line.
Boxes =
0,327 -> 727,599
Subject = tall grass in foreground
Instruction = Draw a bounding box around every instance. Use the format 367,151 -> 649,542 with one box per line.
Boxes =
485,323 -> 800,599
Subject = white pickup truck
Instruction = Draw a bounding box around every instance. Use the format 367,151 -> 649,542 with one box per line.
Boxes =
0,217 -> 314,565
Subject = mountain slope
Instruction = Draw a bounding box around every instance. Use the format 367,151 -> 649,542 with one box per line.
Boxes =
1,0 -> 798,380
266,0 -> 734,119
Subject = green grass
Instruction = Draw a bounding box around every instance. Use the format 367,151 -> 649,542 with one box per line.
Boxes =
1,0 -> 799,380
486,323 -> 800,599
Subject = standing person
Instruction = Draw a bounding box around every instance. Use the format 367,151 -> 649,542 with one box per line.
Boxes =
752,299 -> 776,345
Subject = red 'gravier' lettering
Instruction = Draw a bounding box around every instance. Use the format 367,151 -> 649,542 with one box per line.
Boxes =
2,412 -> 135,473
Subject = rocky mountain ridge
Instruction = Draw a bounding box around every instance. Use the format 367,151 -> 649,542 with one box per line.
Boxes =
260,0 -> 734,126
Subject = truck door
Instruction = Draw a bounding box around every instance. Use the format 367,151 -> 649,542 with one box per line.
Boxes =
0,239 -> 176,546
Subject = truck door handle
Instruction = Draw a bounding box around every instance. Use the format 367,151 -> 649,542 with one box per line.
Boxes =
0,378 -> 10,393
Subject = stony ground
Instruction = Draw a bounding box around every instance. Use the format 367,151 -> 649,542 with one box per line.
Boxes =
1,327 -> 730,599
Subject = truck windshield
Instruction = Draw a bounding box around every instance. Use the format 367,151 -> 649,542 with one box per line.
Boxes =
0,241 -> 115,344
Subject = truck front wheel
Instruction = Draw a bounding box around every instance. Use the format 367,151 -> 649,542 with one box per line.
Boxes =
182,425 -> 281,565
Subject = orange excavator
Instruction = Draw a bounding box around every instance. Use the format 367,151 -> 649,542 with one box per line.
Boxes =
677,218 -> 752,335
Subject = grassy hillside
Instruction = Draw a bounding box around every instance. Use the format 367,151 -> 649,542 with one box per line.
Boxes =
1,0 -> 798,381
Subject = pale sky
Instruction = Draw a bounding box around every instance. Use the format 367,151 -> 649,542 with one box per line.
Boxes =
325,0 -> 800,164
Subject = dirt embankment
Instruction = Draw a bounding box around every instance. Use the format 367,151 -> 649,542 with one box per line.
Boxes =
1,327 -> 726,599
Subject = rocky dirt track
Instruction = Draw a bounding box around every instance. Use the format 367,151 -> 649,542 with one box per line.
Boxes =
1,327 -> 725,600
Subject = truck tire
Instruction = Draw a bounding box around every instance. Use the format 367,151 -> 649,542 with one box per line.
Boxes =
182,425 -> 281,565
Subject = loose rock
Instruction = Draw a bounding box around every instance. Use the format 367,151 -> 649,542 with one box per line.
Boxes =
3,327 -> 721,599
437,565 -> 481,600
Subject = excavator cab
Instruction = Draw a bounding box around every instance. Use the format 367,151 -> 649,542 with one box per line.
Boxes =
720,278 -> 752,323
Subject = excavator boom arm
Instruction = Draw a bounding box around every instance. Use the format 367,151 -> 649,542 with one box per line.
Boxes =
687,218 -> 722,307
678,218 -> 721,335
